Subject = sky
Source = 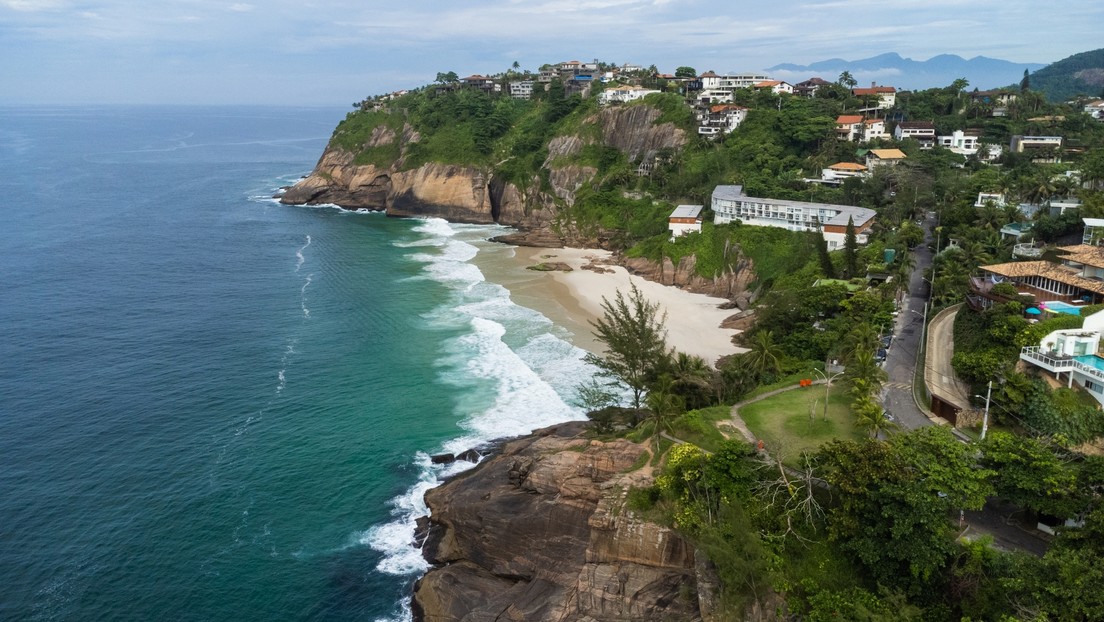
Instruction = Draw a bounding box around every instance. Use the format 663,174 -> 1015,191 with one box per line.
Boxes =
2,0 -> 1102,105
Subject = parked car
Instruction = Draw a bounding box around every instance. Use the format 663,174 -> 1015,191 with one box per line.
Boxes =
875,348 -> 888,363
880,335 -> 892,349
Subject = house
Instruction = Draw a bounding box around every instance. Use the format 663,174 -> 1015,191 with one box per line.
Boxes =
752,80 -> 794,95
1085,218 -> 1104,245
1085,100 -> 1104,120
794,77 -> 832,98
974,192 -> 1006,208
461,75 -> 499,93
669,205 -> 703,238
971,240 -> 1104,310
1010,135 -> 1063,162
696,71 -> 772,103
835,116 -> 886,142
697,104 -> 748,137
598,85 -> 661,105
970,89 -> 1017,116
852,84 -> 897,109
937,129 -> 982,155
1020,308 -> 1104,407
565,74 -> 593,97
865,148 -> 907,169
711,185 -> 876,248
836,115 -> 864,141
509,81 -> 534,100
894,121 -> 936,148
820,162 -> 869,184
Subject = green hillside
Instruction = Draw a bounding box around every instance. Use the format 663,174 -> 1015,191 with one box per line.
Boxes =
1028,48 -> 1104,102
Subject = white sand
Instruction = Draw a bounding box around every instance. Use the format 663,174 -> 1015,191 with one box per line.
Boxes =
512,247 -> 746,366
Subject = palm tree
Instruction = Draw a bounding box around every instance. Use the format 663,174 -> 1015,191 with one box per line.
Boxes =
670,352 -> 714,410
642,377 -> 685,439
745,330 -> 784,381
844,350 -> 887,399
975,202 -> 1004,230
957,240 -> 992,271
854,396 -> 899,438
842,323 -> 880,364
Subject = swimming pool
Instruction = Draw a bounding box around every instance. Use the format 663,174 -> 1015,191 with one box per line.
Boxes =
1076,355 -> 1104,371
1042,301 -> 1085,316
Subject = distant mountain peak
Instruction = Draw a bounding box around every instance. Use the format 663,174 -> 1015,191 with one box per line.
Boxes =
766,52 -> 1045,91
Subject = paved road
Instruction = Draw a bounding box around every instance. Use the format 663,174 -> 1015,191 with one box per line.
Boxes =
881,211 -> 937,430
926,304 -> 972,410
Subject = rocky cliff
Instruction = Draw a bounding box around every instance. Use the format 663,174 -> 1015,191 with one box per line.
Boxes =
413,421 -> 716,621
279,104 -> 686,248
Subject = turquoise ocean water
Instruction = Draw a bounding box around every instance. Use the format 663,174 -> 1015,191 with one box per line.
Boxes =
0,106 -> 593,620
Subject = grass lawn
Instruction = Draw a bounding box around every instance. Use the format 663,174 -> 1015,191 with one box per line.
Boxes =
738,384 -> 862,463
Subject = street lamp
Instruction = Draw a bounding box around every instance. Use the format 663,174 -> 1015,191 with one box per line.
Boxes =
811,364 -> 846,421
972,379 -> 993,440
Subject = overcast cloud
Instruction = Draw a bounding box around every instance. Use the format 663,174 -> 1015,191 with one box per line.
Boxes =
1,0 -> 1100,104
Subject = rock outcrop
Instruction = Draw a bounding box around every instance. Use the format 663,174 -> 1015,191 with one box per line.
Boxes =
621,253 -> 758,307
413,422 -> 708,621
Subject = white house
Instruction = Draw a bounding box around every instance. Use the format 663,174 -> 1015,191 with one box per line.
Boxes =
752,80 -> 794,95
865,148 -> 907,169
669,205 -> 703,238
696,71 -> 772,104
835,116 -> 887,142
1085,100 -> 1104,120
852,84 -> 897,109
711,185 -> 875,248
1021,308 -> 1104,406
821,162 -> 868,184
975,192 -> 1006,208
937,130 -> 981,155
509,81 -> 534,100
598,85 -> 660,105
697,104 -> 748,137
894,121 -> 936,148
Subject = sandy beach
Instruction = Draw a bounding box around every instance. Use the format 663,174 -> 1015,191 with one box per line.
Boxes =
477,244 -> 746,367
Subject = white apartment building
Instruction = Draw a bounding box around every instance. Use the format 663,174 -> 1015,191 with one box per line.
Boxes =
711,185 -> 875,248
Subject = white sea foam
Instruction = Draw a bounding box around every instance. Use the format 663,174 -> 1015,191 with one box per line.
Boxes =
295,235 -> 311,273
300,274 -> 312,318
364,218 -> 599,609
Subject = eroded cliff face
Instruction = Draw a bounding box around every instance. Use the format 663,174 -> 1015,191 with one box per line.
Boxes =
413,422 -> 713,622
279,105 -> 686,247
621,254 -> 759,308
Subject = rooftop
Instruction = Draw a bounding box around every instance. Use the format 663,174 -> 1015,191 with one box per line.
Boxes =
712,185 -> 876,227
981,261 -> 1104,296
670,205 -> 704,219
868,148 -> 907,160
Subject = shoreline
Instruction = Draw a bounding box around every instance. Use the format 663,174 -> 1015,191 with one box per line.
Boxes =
473,242 -> 745,366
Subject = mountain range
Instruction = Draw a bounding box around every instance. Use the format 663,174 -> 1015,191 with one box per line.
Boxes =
767,52 -> 1045,92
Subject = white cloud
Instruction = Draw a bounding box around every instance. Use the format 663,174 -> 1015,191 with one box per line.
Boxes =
0,0 -> 66,10
228,3 -> 252,11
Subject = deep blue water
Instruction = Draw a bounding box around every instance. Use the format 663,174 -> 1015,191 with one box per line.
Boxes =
0,106 -> 591,621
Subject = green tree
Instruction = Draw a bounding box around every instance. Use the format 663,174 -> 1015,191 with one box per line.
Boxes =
435,71 -> 459,84
843,216 -> 859,277
744,330 -> 784,381
838,71 -> 857,89
585,284 -> 671,409
817,437 -> 962,592
674,66 -> 697,79
980,430 -> 1079,517
814,230 -> 836,278
1021,68 -> 1030,92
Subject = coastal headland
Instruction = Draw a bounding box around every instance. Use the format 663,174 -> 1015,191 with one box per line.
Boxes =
413,421 -> 715,621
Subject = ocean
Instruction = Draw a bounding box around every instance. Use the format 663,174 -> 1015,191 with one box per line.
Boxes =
0,106 -> 594,621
